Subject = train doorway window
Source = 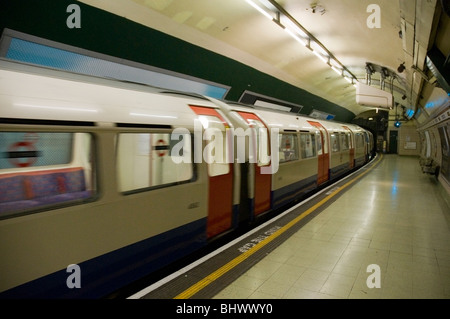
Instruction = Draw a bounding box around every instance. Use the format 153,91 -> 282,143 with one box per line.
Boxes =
330,133 -> 340,152
279,134 -> 299,163
198,115 -> 231,177
300,133 -> 317,159
438,126 -> 450,182
0,132 -> 96,219
116,133 -> 194,193
246,119 -> 270,167
340,133 -> 349,151
425,130 -> 433,158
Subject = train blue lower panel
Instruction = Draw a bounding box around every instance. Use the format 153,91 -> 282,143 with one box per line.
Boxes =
0,218 -> 207,299
355,156 -> 366,167
272,175 -> 317,210
330,163 -> 351,180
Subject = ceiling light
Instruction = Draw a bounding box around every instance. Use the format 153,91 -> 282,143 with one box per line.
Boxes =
245,0 -> 274,20
285,28 -> 308,46
247,0 -> 357,86
310,41 -> 327,56
331,66 -> 342,75
282,18 -> 308,38
329,59 -> 342,69
312,50 -> 329,64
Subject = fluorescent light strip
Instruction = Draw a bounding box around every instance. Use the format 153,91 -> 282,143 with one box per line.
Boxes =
285,28 -> 307,46
312,50 -> 329,64
281,18 -> 308,38
332,66 -> 342,75
245,0 -> 273,21
330,58 -> 342,69
310,41 -> 328,56
248,0 -> 357,86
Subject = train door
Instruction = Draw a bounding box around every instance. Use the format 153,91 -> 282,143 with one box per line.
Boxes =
363,132 -> 370,161
308,121 -> 329,185
424,130 -> 432,158
189,105 -> 233,239
438,126 -> 450,182
236,111 -> 271,216
343,126 -> 355,169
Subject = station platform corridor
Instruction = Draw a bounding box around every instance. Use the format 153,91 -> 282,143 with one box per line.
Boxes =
212,154 -> 450,299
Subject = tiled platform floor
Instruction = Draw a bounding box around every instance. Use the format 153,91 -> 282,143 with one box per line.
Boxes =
213,155 -> 450,299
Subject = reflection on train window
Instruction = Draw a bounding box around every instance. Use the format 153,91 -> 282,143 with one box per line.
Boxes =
331,133 -> 340,152
419,132 -> 426,157
0,132 -> 96,218
247,119 -> 270,167
117,133 -> 194,193
340,133 -> 349,151
199,116 -> 231,177
300,133 -> 316,159
279,134 -> 299,163
424,131 -> 432,158
431,131 -> 438,158
438,126 -> 450,154
316,132 -> 323,156
438,126 -> 450,181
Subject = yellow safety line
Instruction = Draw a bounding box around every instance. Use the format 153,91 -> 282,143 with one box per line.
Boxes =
175,154 -> 383,299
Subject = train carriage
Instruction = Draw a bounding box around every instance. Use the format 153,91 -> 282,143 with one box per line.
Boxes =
226,105 -> 322,211
0,59 -> 374,298
0,60 -> 218,297
418,105 -> 450,189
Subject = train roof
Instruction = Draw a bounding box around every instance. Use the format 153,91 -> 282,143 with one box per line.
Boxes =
0,60 -> 367,134
0,60 -> 218,129
226,101 -> 365,134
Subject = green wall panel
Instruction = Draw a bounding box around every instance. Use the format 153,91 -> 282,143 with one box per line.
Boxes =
0,0 -> 355,122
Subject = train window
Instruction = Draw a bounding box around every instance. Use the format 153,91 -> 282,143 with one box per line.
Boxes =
355,133 -> 364,149
347,133 -> 353,149
424,131 -> 431,158
0,132 -> 96,218
431,131 -> 438,158
331,133 -> 340,152
438,126 -> 450,155
279,134 -> 299,163
316,132 -> 323,156
419,132 -> 426,157
340,133 -> 349,151
300,133 -> 316,159
116,133 -> 194,193
246,119 -> 270,167
200,116 -> 231,177
438,125 -> 450,181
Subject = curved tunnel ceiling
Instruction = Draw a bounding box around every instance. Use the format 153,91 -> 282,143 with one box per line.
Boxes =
79,0 -> 445,118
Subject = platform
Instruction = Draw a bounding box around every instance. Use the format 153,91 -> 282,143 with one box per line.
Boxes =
129,154 -> 450,299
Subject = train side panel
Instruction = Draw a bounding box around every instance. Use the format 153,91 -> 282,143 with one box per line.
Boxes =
0,124 -> 211,298
0,63 -> 216,298
0,60 -> 376,298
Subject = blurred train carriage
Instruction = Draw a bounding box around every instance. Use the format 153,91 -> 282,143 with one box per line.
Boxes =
418,107 -> 450,187
0,59 -> 374,298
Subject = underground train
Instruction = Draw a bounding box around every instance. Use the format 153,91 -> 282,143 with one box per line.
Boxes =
417,104 -> 450,190
0,59 -> 374,298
